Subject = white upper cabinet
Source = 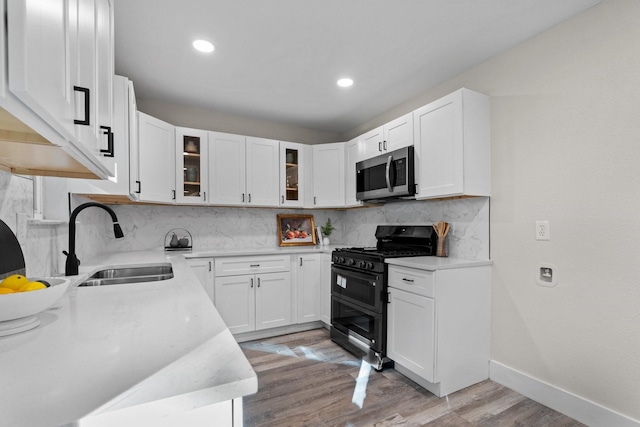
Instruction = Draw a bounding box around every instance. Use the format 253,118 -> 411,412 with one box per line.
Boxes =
279,141 -> 305,208
67,75 -> 132,197
360,112 -> 413,161
413,88 -> 490,199
209,133 -> 279,207
208,131 -> 246,206
312,142 -> 345,208
176,127 -> 208,205
344,137 -> 363,208
245,137 -> 279,207
3,0 -> 114,178
133,112 -> 175,203
6,0 -> 76,141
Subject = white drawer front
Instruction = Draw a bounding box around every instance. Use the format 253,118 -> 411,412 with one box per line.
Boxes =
215,255 -> 290,277
388,265 -> 435,297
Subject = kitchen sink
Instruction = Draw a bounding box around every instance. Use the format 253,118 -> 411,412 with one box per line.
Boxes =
79,263 -> 174,287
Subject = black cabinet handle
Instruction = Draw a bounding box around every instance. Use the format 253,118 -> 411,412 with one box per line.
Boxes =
135,180 -> 141,194
73,86 -> 90,125
172,190 -> 176,200
257,278 -> 261,287
282,195 -> 284,204
242,193 -> 245,203
248,193 -> 251,203
299,257 -> 302,267
100,126 -> 114,157
378,141 -> 382,152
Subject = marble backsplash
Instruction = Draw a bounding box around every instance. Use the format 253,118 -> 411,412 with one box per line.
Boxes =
101,197 -> 489,260
1,166 -> 489,277
0,171 -> 63,277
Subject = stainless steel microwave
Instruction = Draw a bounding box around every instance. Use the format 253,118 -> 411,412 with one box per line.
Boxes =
356,146 -> 416,201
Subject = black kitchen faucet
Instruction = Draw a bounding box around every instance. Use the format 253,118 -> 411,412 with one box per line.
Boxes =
63,202 -> 124,276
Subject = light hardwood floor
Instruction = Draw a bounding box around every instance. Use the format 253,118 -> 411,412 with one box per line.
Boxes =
241,328 -> 585,427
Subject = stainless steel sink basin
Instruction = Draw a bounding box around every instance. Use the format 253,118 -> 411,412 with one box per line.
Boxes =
79,263 -> 174,287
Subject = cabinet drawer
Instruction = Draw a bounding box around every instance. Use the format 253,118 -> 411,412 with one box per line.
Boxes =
388,265 -> 435,297
215,255 -> 290,277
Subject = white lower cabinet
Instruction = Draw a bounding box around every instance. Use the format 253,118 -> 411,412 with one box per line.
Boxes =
386,263 -> 491,397
295,254 -> 321,323
214,256 -> 291,334
186,258 -> 214,304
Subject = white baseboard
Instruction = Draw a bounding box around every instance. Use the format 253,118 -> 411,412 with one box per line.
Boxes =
490,361 -> 640,427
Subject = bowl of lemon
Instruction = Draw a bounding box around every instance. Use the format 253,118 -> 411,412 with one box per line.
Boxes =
0,274 -> 71,335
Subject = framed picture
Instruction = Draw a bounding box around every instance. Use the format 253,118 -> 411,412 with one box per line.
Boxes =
277,214 -> 316,246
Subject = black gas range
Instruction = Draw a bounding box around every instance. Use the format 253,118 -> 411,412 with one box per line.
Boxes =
330,225 -> 437,370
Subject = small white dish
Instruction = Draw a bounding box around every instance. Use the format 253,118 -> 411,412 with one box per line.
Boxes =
0,277 -> 70,323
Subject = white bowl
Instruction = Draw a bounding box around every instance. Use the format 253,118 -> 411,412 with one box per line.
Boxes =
0,278 -> 71,322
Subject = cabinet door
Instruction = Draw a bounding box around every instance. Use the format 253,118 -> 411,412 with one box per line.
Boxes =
360,126 -> 384,160
255,272 -> 291,330
387,287 -> 436,382
320,253 -> 332,325
186,258 -> 214,304
312,143 -> 345,208
136,112 -> 175,203
66,74 -> 130,196
208,131 -> 246,206
7,0 -> 76,140
384,112 -> 413,152
413,91 -> 463,198
176,127 -> 208,204
73,0 -> 99,155
215,275 -> 255,334
297,254 -> 321,323
280,141 -> 304,207
246,137 -> 279,207
344,137 -> 362,208
95,0 -> 114,170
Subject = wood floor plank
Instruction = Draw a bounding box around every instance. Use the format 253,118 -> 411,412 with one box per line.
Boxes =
241,329 -> 586,427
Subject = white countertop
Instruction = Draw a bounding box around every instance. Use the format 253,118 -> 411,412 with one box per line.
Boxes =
0,251 -> 257,427
386,256 -> 492,270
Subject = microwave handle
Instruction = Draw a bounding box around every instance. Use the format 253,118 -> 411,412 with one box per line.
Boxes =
385,154 -> 393,192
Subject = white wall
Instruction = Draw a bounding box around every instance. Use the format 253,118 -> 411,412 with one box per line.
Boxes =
137,98 -> 341,145
345,0 -> 640,420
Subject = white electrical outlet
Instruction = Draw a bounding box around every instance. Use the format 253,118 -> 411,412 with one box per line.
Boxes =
536,221 -> 550,240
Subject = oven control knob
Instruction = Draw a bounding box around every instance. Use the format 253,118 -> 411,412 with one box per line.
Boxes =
366,262 -> 374,270
332,256 -> 339,263
338,257 -> 345,264
346,259 -> 355,266
358,260 -> 366,268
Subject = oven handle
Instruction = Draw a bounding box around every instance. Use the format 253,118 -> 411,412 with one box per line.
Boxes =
332,265 -> 381,283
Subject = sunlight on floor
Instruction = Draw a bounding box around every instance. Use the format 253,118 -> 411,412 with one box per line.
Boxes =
351,360 -> 372,409
242,340 -> 375,411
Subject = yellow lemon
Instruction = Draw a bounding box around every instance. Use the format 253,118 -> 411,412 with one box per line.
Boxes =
0,274 -> 29,291
18,282 -> 47,292
0,287 -> 16,294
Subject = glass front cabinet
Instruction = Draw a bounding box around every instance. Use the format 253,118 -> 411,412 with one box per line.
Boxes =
176,127 -> 209,204
279,141 -> 305,207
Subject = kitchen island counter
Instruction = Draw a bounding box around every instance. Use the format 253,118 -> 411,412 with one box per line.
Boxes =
0,251 -> 257,426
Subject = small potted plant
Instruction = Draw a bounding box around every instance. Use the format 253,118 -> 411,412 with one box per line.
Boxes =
321,218 -> 334,245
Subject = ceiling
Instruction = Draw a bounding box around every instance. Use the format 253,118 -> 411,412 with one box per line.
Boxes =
113,0 -> 601,135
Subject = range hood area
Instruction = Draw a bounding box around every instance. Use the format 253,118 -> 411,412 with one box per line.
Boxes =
0,108 -> 102,179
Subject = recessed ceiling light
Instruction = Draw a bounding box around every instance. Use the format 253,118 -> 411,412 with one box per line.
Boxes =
337,78 -> 354,88
193,39 -> 215,53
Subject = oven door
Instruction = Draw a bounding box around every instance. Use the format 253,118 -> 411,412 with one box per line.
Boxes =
331,265 -> 384,313
331,295 -> 385,354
